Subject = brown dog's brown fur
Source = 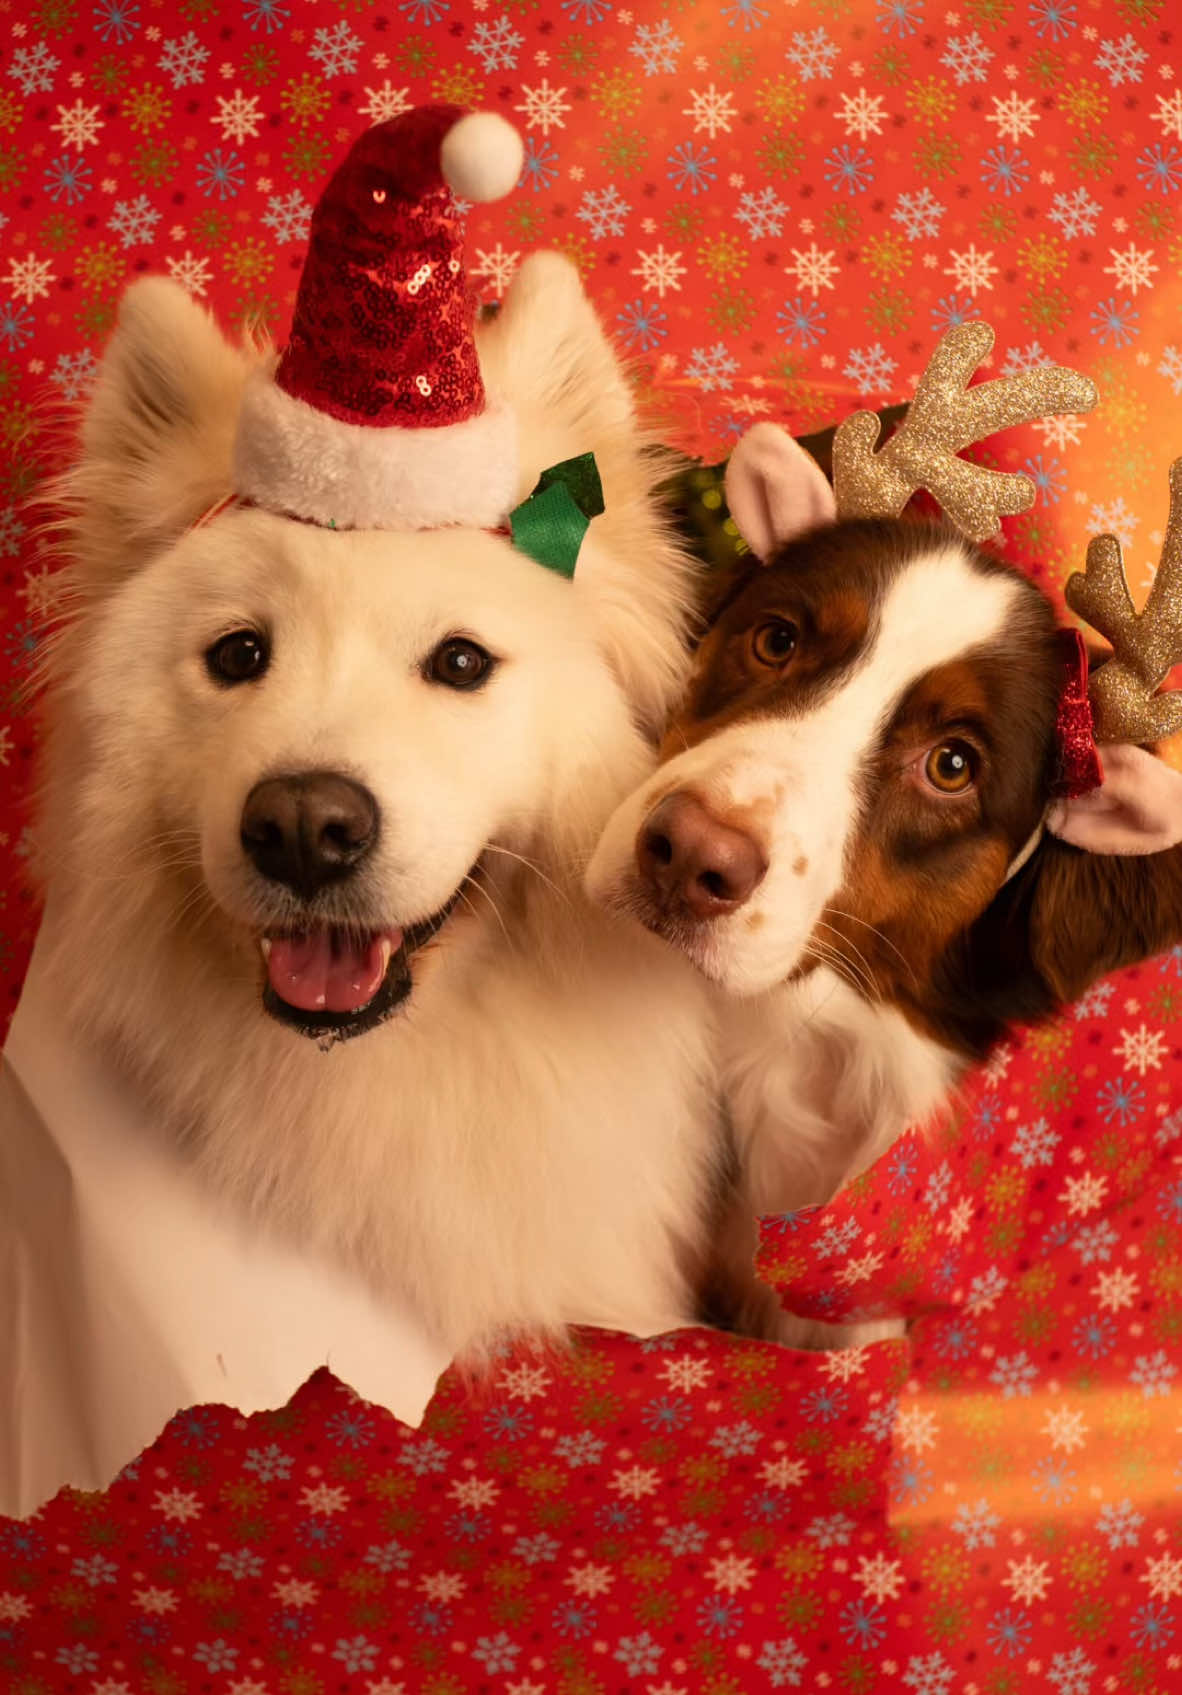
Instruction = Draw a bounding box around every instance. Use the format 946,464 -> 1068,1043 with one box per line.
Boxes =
677,517 -> 1182,1061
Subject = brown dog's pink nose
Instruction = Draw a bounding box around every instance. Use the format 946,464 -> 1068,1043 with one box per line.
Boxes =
636,793 -> 767,920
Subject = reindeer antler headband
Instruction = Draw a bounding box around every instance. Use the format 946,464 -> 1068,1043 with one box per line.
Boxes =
831,321 -> 1097,545
1064,457 -> 1182,745
826,324 -> 1182,755
711,321 -> 1182,862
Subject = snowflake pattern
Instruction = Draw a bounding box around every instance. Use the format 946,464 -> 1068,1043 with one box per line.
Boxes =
212,91 -> 263,145
2,7 -> 1182,1691
843,342 -> 899,395
158,32 -> 210,89
471,243 -> 520,292
467,16 -> 524,73
1094,33 -> 1148,88
734,188 -> 788,240
683,85 -> 736,140
6,43 -> 60,97
892,187 -> 946,240
107,196 -> 162,250
940,32 -> 994,85
630,21 -> 682,77
1153,91 -> 1182,144
785,242 -> 840,294
1114,1022 -> 1168,1075
988,92 -> 1040,143
166,251 -> 213,297
631,244 -> 686,298
47,350 -> 97,403
786,27 -> 839,82
51,101 -> 103,150
1048,185 -> 1103,239
944,244 -> 998,294
515,80 -> 571,136
308,22 -> 363,77
836,88 -> 887,142
685,342 -> 741,392
1103,243 -> 1157,295
576,184 -> 630,240
4,257 -> 55,306
260,190 -> 312,245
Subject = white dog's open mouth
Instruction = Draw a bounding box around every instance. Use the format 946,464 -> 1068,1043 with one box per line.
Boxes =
258,890 -> 464,1043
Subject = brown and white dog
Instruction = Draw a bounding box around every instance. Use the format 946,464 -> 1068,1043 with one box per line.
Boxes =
587,423 -> 1182,1342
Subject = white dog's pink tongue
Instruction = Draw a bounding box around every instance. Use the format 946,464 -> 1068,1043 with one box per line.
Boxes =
266,930 -> 399,1014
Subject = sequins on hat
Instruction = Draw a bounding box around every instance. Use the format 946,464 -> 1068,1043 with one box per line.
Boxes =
231,103 -> 524,534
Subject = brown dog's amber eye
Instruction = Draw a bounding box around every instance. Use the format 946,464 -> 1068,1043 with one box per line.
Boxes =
924,741 -> 977,793
751,619 -> 798,667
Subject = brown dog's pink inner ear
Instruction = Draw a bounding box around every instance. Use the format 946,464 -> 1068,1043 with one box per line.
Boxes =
1028,836 -> 1182,1007
723,422 -> 837,562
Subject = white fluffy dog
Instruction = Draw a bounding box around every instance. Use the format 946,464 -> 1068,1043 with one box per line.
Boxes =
34,254 -> 718,1359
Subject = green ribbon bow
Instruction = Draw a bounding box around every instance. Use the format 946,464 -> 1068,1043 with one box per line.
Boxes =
508,452 -> 605,580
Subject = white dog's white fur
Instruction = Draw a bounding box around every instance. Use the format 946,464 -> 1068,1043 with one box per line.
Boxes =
36,254 -> 719,1360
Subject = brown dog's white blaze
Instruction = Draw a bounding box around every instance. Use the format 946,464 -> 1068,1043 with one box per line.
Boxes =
616,516 -> 1182,1063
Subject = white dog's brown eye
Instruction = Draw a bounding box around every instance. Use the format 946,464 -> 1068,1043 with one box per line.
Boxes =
205,629 -> 269,686
751,618 -> 799,667
428,637 -> 494,690
924,740 -> 977,794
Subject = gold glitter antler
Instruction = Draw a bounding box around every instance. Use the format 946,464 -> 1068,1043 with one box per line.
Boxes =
832,322 -> 1098,544
1065,458 -> 1182,744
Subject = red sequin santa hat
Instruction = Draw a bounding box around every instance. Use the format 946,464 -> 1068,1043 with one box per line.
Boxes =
233,104 -> 523,532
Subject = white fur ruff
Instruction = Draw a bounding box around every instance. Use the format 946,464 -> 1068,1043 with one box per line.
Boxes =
232,365 -> 519,531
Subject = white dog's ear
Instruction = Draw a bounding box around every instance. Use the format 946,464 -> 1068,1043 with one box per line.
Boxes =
482,252 -> 699,736
480,253 -> 637,488
724,423 -> 837,562
62,277 -> 252,596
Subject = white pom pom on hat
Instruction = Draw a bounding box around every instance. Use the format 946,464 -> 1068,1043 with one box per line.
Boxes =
441,111 -> 525,204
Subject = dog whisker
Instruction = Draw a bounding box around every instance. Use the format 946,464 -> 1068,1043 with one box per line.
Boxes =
821,905 -> 917,989
812,919 -> 880,1001
481,842 -> 570,909
458,874 -> 510,946
803,938 -> 871,1004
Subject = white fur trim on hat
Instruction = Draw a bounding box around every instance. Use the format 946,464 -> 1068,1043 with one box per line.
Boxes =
232,366 -> 519,532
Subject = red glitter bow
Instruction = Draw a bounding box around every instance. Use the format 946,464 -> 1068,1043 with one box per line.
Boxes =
1053,627 -> 1104,799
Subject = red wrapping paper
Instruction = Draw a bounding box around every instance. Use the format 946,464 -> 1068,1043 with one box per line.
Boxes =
2,3 -> 1181,1686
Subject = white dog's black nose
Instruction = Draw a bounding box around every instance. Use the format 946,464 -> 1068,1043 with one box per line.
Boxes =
240,773 -> 378,897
